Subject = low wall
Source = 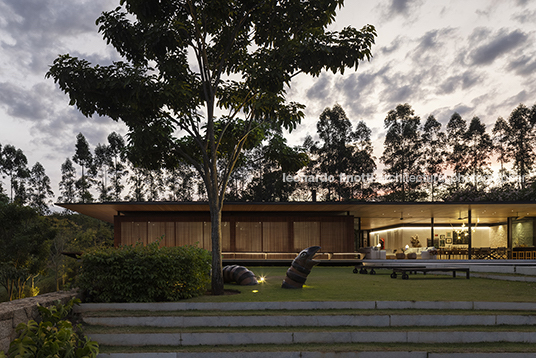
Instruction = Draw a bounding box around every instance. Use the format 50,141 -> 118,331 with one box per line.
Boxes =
0,289 -> 79,353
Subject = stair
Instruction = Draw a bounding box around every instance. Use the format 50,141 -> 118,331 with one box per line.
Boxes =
75,301 -> 536,357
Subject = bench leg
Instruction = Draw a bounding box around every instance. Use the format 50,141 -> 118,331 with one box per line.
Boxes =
453,271 -> 456,278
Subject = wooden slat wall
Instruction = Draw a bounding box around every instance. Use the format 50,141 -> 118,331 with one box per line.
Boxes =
321,221 -> 349,252
263,221 -> 290,252
176,222 -> 204,247
121,222 -> 148,246
202,222 -> 231,251
148,222 -> 175,246
235,221 -> 262,251
117,214 -> 354,254
293,221 -> 320,251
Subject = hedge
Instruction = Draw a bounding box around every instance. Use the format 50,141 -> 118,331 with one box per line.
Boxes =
77,241 -> 211,302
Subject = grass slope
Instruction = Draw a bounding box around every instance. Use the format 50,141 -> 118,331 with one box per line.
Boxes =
185,266 -> 536,303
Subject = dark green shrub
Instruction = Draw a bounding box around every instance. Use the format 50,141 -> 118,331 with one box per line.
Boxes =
2,298 -> 98,358
77,241 -> 211,302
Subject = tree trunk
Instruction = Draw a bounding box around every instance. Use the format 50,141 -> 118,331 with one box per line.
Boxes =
210,203 -> 224,295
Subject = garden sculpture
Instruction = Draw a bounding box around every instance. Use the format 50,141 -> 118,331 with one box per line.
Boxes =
223,265 -> 258,285
282,246 -> 321,289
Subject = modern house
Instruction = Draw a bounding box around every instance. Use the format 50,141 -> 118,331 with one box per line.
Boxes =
59,201 -> 536,260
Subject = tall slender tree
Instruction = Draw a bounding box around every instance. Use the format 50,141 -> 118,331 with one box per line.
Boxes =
506,104 -> 535,189
58,158 -> 77,203
464,116 -> 492,191
72,133 -> 94,202
349,120 -> 376,200
28,162 -> 54,214
1,145 -> 28,202
380,103 -> 422,201
313,104 -> 356,200
94,143 -> 112,201
421,115 -> 446,201
446,112 -> 468,189
107,132 -> 126,201
492,116 -> 511,182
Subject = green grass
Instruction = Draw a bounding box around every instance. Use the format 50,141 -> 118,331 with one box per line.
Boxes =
183,266 -> 536,303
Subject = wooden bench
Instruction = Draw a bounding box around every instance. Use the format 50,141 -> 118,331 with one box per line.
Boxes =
353,264 -> 470,279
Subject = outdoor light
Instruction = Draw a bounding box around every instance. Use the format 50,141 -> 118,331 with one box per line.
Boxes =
405,245 -> 409,251
258,276 -> 266,283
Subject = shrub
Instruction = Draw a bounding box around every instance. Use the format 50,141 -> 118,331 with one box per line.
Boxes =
1,298 -> 99,358
77,241 -> 211,302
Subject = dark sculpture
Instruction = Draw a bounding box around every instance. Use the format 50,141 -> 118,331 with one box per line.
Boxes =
282,246 -> 321,289
223,265 -> 258,285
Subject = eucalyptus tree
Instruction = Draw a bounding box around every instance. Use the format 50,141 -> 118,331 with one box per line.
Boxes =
46,0 -> 376,294
464,116 -> 492,191
243,134 -> 308,202
72,133 -> 94,202
166,162 -> 196,201
446,112 -> 468,189
350,120 -> 376,200
492,116 -> 511,182
94,143 -> 112,202
380,103 -> 422,201
1,144 -> 29,202
107,132 -> 126,201
28,162 -> 54,214
421,115 -> 446,201
58,158 -> 77,203
314,104 -> 356,200
506,104 -> 535,189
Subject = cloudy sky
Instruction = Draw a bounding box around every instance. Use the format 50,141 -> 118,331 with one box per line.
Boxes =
1,0 -> 535,205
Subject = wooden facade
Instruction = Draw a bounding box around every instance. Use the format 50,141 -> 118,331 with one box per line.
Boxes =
114,212 -> 354,254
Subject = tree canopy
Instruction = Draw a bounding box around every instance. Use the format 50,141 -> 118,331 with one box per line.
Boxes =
46,0 -> 376,294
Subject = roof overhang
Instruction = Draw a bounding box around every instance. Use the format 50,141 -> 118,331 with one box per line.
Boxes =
57,201 -> 536,230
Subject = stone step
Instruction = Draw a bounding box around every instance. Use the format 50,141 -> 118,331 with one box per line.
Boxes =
89,330 -> 536,346
83,313 -> 536,327
96,352 -> 536,358
74,300 -> 536,312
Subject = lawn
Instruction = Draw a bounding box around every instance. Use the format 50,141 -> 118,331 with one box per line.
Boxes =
186,266 -> 536,303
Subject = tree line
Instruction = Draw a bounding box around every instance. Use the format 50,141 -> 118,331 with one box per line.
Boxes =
2,102 -> 536,207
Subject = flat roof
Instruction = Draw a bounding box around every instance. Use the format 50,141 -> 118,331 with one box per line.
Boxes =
58,201 -> 536,230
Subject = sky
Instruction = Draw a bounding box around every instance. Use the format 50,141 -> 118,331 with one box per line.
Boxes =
1,0 -> 536,207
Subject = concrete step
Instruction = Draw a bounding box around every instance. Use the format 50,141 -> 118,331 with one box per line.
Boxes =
74,300 -> 536,312
89,330 -> 536,346
96,352 -> 536,358
83,313 -> 536,327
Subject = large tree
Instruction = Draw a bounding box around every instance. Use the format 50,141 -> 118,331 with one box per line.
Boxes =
464,116 -> 492,191
46,0 -> 376,294
421,115 -> 446,201
380,103 -> 422,201
506,104 -> 535,189
72,133 -> 94,203
446,112 -> 468,189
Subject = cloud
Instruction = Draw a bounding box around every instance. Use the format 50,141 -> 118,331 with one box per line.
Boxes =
506,55 -> 536,76
439,71 -> 484,94
0,82 -> 50,120
469,28 -> 528,65
512,9 -> 536,24
0,0 -> 116,74
306,74 -> 333,101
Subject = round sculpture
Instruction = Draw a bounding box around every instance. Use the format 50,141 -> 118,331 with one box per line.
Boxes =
282,246 -> 321,289
223,265 -> 258,285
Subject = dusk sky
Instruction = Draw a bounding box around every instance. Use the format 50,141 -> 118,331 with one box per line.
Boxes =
1,0 -> 535,207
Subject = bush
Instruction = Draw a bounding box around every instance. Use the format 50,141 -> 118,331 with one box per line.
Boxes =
77,241 -> 211,302
1,298 -> 98,358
